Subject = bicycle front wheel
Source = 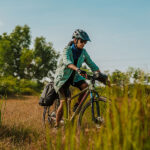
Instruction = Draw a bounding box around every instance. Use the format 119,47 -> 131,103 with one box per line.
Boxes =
78,97 -> 108,129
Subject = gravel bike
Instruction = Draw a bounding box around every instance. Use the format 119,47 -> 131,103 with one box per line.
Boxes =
43,74 -> 111,129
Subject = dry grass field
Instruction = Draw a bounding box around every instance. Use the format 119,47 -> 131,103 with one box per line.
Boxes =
0,96 -> 49,150
0,95 -> 89,150
0,86 -> 150,150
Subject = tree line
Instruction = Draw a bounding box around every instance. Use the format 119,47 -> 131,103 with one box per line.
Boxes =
0,25 -> 59,80
0,25 -> 59,95
0,25 -> 149,96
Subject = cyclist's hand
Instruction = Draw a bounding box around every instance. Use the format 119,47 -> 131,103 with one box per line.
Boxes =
94,72 -> 108,85
76,69 -> 87,78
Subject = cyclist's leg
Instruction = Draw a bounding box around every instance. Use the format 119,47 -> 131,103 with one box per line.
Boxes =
78,82 -> 88,103
55,99 -> 65,127
55,85 -> 70,127
73,80 -> 88,111
74,80 -> 88,103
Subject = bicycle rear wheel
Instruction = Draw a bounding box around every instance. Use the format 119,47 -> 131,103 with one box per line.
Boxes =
43,99 -> 60,127
78,97 -> 108,129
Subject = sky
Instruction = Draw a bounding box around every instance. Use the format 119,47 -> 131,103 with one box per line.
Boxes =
0,0 -> 150,73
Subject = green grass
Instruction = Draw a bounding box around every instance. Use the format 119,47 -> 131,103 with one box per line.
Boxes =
0,124 -> 39,144
45,84 -> 150,150
1,85 -> 149,149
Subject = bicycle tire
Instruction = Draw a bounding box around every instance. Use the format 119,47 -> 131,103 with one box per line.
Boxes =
43,99 -> 60,127
77,97 -> 108,129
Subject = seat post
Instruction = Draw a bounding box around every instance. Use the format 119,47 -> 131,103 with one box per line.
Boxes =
67,97 -> 71,119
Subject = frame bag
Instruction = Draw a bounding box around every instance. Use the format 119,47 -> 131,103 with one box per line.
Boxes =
39,82 -> 59,106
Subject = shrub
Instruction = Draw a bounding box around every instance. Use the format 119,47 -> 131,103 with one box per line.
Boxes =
0,76 -> 18,95
0,76 -> 43,96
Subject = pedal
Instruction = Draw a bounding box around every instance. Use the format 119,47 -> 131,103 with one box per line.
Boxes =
96,117 -> 104,124
50,112 -> 56,118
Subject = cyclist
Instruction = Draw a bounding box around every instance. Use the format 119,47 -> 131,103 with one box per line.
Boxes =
54,29 -> 106,127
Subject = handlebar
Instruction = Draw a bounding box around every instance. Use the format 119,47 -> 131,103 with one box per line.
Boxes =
78,69 -> 109,85
84,74 -> 110,86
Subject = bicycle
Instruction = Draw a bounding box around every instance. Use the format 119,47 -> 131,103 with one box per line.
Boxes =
43,74 -> 111,129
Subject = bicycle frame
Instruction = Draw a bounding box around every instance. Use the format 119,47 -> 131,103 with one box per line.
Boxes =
44,74 -> 107,127
67,83 -> 101,123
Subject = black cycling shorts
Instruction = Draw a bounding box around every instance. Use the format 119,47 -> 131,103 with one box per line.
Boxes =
58,80 -> 87,100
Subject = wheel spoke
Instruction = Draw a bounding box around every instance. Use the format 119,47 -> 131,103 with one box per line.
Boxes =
78,98 -> 108,129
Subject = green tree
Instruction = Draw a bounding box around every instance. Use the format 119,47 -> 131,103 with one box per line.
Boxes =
111,70 -> 129,87
144,73 -> 150,84
133,68 -> 145,83
33,37 -> 59,80
0,25 -> 31,78
0,25 -> 59,81
0,37 -> 13,76
20,48 -> 34,79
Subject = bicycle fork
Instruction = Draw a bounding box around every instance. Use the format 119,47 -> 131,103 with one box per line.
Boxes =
90,91 -> 100,123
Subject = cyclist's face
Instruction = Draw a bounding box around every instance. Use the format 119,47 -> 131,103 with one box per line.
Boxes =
75,39 -> 87,49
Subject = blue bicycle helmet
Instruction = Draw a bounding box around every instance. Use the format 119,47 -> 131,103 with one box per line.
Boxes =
72,29 -> 91,41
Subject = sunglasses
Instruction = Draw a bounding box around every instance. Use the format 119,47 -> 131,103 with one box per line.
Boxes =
79,39 -> 87,44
